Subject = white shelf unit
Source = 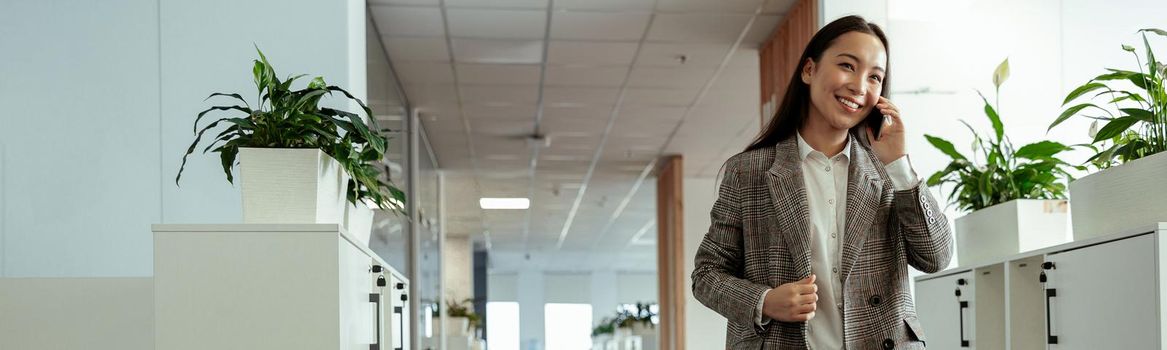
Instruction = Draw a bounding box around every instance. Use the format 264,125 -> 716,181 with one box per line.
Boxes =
916,222 -> 1167,350
153,224 -> 410,350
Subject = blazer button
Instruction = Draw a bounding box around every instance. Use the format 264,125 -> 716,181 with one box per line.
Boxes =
883,338 -> 895,349
868,294 -> 882,306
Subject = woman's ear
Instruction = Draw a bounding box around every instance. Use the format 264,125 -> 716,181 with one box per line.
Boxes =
800,57 -> 816,84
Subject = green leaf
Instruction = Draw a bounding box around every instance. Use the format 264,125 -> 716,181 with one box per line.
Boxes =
1120,108 -> 1155,122
1050,103 -> 1103,131
1094,71 -> 1133,81
1093,116 -> 1139,142
217,145 -> 238,184
1015,141 -> 1070,159
993,58 -> 1010,89
977,91 -> 1004,140
925,134 -> 967,160
193,105 -> 250,133
1063,82 -> 1108,105
1141,28 -> 1167,36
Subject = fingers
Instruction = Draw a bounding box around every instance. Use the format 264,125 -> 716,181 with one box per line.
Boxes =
796,282 -> 818,295
796,292 -> 819,305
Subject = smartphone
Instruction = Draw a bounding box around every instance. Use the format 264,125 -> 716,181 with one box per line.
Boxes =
864,107 -> 885,140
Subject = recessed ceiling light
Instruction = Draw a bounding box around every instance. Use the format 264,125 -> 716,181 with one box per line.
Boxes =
479,198 -> 530,210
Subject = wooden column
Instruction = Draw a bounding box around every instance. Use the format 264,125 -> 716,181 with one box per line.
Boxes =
656,155 -> 684,350
759,0 -> 819,126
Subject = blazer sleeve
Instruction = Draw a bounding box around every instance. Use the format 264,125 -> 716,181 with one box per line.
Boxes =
893,181 -> 954,273
691,167 -> 772,330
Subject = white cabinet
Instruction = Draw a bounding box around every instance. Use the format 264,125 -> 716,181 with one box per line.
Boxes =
915,223 -> 1166,350
917,271 -> 970,349
1043,233 -> 1157,349
153,224 -> 409,350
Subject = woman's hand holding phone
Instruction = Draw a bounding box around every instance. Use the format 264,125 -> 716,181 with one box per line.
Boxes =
867,96 -> 905,165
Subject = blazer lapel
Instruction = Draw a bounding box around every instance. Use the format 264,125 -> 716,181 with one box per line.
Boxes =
766,138 -> 813,280
840,138 -> 884,281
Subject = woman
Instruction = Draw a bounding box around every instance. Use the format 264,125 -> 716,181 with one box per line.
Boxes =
691,15 -> 952,350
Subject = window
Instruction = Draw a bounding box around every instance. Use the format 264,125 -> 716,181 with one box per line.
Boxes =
544,303 -> 593,350
487,302 -> 520,350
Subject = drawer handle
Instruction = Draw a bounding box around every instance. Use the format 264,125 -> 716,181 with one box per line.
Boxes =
958,299 -> 969,347
1046,288 -> 1059,344
369,293 -> 382,350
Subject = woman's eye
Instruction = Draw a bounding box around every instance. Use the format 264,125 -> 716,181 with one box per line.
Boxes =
839,63 -> 854,71
870,75 -> 883,83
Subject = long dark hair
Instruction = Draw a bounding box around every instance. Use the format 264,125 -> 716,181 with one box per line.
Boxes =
745,15 -> 890,152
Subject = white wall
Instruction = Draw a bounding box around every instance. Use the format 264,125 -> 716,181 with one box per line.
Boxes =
1,0 -> 161,278
682,177 -> 727,350
0,0 -> 366,277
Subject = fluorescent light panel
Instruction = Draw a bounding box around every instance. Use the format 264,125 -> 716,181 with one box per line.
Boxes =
480,197 -> 530,210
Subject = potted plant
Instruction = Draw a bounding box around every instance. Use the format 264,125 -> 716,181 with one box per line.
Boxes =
926,58 -> 1081,266
1049,28 -> 1167,240
175,48 -> 405,244
591,317 -> 616,350
445,298 -> 480,337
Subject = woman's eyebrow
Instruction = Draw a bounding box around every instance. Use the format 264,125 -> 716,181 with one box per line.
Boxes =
836,53 -> 885,73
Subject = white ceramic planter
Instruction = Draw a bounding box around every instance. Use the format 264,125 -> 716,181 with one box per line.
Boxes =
955,199 -> 1071,267
344,202 -> 374,247
238,148 -> 348,225
445,317 -> 469,337
1069,151 -> 1167,241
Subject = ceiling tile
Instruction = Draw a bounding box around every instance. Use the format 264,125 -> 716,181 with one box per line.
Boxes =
622,87 -> 700,107
543,106 -> 612,122
647,13 -> 752,43
627,66 -> 717,89
404,83 -> 459,107
635,42 -> 732,67
542,86 -> 621,108
554,0 -> 655,11
370,6 -> 446,37
551,12 -> 650,41
460,85 -> 539,106
471,118 -> 533,137
456,63 -> 541,85
452,38 -> 544,64
616,105 -> 687,122
446,8 -> 547,39
444,0 -> 548,9
547,41 -> 639,66
464,105 -> 538,120
382,37 -> 450,62
742,15 -> 782,46
393,62 -> 455,84
369,0 -> 439,5
763,0 -> 798,14
545,66 -> 628,87
655,0 -> 763,13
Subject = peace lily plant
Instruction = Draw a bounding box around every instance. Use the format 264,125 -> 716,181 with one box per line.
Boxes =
926,58 -> 1082,212
1050,28 -> 1167,167
176,48 -> 406,220
1047,28 -> 1167,241
925,58 -> 1078,266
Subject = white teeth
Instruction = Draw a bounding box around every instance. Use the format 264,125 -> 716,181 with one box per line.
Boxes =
837,97 -> 860,109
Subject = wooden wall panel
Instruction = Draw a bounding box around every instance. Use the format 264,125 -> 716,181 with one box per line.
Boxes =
759,0 -> 819,126
656,155 -> 684,350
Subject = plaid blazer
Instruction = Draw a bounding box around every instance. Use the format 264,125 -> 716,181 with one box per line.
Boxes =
692,136 -> 952,350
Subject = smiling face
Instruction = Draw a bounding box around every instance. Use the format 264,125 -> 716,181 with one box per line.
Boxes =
800,31 -> 888,133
